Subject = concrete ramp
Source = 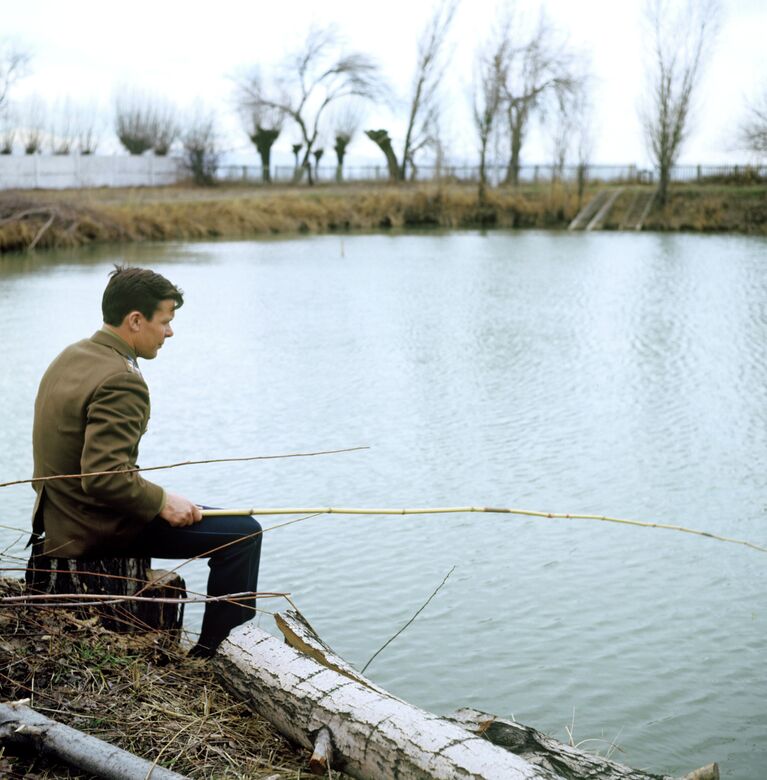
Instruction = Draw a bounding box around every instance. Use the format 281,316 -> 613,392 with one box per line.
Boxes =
619,189 -> 656,230
584,187 -> 624,230
568,189 -> 610,230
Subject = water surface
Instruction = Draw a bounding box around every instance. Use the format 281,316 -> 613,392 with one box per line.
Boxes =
1,230 -> 765,777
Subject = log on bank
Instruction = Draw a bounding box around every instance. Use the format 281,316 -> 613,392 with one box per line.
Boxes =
213,610 -> 717,780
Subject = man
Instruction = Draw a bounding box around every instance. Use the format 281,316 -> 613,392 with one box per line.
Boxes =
31,265 -> 261,657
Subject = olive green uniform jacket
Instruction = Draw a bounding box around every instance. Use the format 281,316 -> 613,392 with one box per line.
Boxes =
32,328 -> 165,557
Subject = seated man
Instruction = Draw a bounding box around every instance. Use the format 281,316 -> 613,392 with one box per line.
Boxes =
31,264 -> 260,657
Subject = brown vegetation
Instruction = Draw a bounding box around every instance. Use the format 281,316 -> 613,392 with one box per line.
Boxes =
0,576 -> 316,779
0,182 -> 764,255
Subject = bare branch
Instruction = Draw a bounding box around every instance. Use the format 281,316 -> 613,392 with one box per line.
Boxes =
0,42 -> 30,111
738,86 -> 767,157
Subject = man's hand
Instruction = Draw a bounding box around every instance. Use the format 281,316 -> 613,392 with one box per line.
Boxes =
160,493 -> 203,527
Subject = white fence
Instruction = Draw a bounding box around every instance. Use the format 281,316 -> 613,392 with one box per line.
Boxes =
0,154 -> 185,190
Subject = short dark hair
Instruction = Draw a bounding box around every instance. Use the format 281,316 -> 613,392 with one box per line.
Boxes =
102,265 -> 184,325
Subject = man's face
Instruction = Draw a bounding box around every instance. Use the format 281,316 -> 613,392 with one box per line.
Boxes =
135,299 -> 176,360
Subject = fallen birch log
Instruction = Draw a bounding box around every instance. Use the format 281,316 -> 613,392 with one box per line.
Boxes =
215,613 -> 559,780
215,611 -> 719,780
0,700 -> 189,780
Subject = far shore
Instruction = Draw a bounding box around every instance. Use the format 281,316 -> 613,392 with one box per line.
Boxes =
0,180 -> 765,254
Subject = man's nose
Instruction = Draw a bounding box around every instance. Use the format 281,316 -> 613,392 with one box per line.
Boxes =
165,325 -> 174,338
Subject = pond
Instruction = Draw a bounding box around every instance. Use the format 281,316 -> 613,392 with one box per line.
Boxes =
1,229 -> 765,777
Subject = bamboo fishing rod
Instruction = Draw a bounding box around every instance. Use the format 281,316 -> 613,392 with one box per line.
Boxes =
200,505 -> 767,554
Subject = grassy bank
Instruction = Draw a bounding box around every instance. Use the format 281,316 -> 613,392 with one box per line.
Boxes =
0,577 -> 317,779
0,181 -> 765,254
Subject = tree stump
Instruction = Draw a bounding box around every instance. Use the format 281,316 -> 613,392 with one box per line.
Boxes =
25,547 -> 186,636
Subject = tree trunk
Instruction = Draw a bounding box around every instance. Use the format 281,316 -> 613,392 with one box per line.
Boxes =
25,548 -> 186,635
504,104 -> 527,187
365,130 -> 402,181
657,165 -> 670,206
478,137 -> 489,204
506,130 -> 523,186
576,163 -> 587,211
213,610 -> 558,780
0,701 -> 190,780
258,148 -> 271,183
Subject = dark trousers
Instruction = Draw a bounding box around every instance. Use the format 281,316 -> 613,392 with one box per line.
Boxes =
134,510 -> 262,650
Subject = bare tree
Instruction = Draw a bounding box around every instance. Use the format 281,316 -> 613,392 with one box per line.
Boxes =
242,90 -> 283,183
500,11 -> 579,186
49,99 -> 77,155
640,0 -> 720,205
291,142 -> 303,179
312,146 -> 324,180
400,0 -> 457,179
115,92 -> 179,155
0,41 -> 30,114
0,106 -> 16,154
75,104 -> 102,155
240,25 -> 383,185
548,70 -> 591,185
738,86 -> 767,158
19,95 -> 45,155
331,104 -> 360,182
182,109 -> 219,185
366,0 -> 457,181
364,129 -> 400,180
473,24 -> 510,202
151,101 -> 179,155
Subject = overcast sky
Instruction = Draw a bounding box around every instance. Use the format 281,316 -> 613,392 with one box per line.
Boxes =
3,0 -> 766,168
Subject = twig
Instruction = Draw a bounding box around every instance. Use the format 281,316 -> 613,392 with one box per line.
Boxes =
144,712 -> 209,780
27,212 -> 56,251
361,566 -> 455,674
200,505 -> 767,554
0,533 -> 25,557
0,445 -> 369,489
0,206 -> 59,226
0,591 -> 286,607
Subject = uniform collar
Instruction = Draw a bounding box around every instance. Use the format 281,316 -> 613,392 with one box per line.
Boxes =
92,327 -> 139,363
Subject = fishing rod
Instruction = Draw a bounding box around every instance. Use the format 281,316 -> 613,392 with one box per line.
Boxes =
200,505 -> 767,554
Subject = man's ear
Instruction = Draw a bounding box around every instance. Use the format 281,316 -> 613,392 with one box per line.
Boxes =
126,311 -> 143,331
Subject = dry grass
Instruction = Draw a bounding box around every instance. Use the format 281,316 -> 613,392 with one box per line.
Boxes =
0,183 -> 580,254
0,181 -> 763,255
0,576 -> 320,779
595,184 -> 767,234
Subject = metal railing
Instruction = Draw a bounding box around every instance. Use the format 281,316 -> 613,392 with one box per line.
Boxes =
216,162 -> 767,186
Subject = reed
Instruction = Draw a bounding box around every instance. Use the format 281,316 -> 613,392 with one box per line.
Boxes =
0,183 -> 581,253
1,182 -> 763,255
